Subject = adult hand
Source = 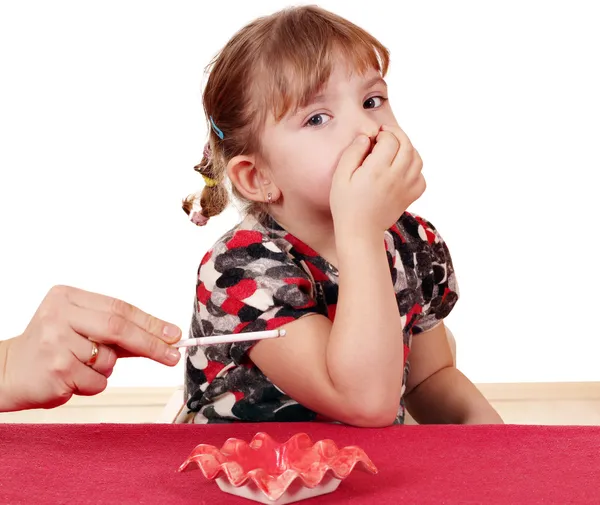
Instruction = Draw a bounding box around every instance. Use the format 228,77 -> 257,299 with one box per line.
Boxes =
0,285 -> 182,412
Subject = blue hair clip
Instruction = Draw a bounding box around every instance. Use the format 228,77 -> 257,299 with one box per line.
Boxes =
209,116 -> 224,140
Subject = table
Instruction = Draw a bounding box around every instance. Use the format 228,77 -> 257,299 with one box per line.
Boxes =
1,423 -> 599,504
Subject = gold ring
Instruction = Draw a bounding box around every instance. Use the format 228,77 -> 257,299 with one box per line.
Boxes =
87,341 -> 99,366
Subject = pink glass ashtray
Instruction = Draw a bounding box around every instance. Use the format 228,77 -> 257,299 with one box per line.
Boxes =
178,432 -> 378,504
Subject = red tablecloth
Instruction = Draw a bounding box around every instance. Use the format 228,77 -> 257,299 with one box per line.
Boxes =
1,423 -> 599,504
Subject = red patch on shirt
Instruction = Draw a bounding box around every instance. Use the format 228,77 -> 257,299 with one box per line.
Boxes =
441,287 -> 451,302
226,230 -> 263,249
227,279 -> 257,300
232,391 -> 245,402
285,234 -> 318,257
284,277 -> 312,292
200,249 -> 212,266
406,303 -> 423,326
196,282 -> 211,305
304,261 -> 329,282
299,299 -> 317,310
203,360 -> 226,383
233,321 -> 251,334
327,303 -> 337,321
414,216 -> 436,244
221,297 -> 245,315
391,223 -> 407,243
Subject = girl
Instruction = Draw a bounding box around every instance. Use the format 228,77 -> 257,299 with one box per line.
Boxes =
178,5 -> 502,426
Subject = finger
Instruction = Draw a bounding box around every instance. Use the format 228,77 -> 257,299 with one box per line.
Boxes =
94,344 -> 117,378
381,124 -> 412,148
70,361 -> 108,397
66,305 -> 181,366
334,135 -> 372,181
112,348 -> 137,359
380,125 -> 416,170
59,285 -> 182,343
406,149 -> 424,180
67,332 -> 118,377
363,130 -> 400,171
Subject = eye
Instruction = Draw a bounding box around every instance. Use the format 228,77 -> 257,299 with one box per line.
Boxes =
304,113 -> 332,127
364,96 -> 387,109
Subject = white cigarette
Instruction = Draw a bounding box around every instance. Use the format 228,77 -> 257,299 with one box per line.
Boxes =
172,328 -> 286,348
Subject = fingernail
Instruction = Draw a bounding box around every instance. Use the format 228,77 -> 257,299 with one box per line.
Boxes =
166,348 -> 181,364
162,325 -> 181,341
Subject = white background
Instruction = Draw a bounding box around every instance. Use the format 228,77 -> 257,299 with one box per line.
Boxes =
1,0 -> 598,387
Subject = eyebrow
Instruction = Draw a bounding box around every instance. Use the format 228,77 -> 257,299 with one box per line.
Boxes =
308,77 -> 388,105
292,76 -> 388,119
364,76 -> 387,90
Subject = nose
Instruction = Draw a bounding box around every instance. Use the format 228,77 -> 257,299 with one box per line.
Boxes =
356,111 -> 380,141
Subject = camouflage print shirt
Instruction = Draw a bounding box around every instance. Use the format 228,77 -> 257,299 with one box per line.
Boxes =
176,212 -> 459,424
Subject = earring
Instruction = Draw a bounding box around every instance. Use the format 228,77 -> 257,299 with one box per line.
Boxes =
267,192 -> 272,205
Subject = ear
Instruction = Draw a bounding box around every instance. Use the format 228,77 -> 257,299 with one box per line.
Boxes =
226,154 -> 280,203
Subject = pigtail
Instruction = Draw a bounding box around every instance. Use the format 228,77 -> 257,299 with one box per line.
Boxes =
182,139 -> 229,227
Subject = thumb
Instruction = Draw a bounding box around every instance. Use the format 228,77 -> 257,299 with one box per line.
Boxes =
334,135 -> 371,181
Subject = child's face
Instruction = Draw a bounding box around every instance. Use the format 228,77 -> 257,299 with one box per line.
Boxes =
261,60 -> 399,216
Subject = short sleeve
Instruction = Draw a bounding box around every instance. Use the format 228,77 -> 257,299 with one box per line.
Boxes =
192,229 -> 320,364
407,214 -> 460,334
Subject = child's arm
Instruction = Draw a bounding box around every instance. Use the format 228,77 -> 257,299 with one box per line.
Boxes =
249,130 -> 424,428
250,228 -> 404,427
404,323 -> 503,424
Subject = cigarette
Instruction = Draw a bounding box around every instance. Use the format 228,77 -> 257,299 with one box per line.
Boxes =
172,328 -> 286,348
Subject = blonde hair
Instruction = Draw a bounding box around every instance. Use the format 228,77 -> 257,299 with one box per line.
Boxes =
182,5 -> 390,223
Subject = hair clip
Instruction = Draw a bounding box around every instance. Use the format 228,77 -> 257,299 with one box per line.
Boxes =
191,211 -> 209,226
202,174 -> 219,187
186,197 -> 210,226
209,116 -> 224,140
